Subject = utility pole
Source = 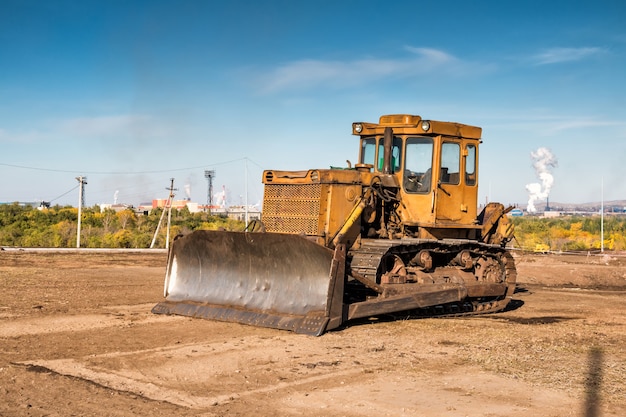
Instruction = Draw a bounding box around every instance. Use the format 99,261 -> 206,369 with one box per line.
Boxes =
601,177 -> 604,253
75,176 -> 87,248
150,178 -> 177,249
204,169 -> 215,214
166,178 -> 176,249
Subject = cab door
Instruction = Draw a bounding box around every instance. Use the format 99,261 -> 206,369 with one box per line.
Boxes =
435,141 -> 465,222
397,136 -> 437,224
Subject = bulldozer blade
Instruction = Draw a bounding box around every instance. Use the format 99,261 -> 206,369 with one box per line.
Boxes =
152,231 -> 344,336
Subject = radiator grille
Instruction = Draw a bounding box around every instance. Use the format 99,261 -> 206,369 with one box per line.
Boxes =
262,184 -> 321,235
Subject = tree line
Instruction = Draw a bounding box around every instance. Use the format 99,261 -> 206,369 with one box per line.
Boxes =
0,203 -> 245,248
511,215 -> 626,252
1,203 -> 625,252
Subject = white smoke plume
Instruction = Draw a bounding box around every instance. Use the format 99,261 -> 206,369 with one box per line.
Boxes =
113,190 -> 119,205
525,147 -> 558,213
184,183 -> 192,200
214,185 -> 228,207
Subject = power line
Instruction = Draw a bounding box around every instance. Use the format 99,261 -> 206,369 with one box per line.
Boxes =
49,185 -> 80,203
2,157 -> 267,205
245,157 -> 265,170
0,158 -> 260,175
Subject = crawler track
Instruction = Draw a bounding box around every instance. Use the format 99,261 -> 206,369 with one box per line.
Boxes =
348,238 -> 517,318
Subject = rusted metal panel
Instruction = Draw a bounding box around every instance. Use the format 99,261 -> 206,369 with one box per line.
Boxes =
262,177 -> 364,248
152,301 -> 330,336
347,286 -> 468,320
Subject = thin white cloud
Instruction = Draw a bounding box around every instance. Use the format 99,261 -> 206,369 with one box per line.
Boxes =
531,47 -> 606,65
0,127 -> 48,144
483,112 -> 625,136
1,114 -> 170,145
60,115 -> 157,138
255,47 -> 486,94
542,117 -> 623,134
403,46 -> 457,66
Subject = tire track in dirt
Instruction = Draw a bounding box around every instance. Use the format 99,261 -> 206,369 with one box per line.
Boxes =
0,304 -> 180,338
19,335 -> 366,410
21,358 -> 361,409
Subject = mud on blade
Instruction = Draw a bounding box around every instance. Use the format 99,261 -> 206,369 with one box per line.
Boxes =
152,231 -> 342,336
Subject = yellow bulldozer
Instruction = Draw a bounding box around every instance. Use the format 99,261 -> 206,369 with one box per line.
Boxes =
152,114 -> 517,335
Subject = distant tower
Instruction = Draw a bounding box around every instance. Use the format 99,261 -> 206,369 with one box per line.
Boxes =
545,196 -> 550,212
204,169 -> 215,214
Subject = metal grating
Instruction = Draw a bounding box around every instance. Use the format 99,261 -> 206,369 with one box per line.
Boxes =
262,184 -> 321,235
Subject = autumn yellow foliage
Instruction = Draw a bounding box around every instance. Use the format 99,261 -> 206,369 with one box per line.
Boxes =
511,215 -> 626,252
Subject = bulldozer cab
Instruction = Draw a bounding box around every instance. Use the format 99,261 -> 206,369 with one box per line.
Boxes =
355,115 -> 481,234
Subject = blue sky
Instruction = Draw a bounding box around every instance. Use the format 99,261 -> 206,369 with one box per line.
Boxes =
1,0 -> 625,208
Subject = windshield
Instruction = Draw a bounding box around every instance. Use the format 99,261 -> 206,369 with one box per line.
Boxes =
404,137 -> 433,193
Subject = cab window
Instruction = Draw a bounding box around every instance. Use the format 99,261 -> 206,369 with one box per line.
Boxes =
404,137 -> 433,193
360,138 -> 376,166
377,137 -> 402,173
440,142 -> 460,184
465,144 -> 477,186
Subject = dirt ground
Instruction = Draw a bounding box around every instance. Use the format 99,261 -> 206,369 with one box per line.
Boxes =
0,249 -> 625,417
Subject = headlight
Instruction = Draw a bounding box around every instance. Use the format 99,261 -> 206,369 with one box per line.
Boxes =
421,120 -> 430,131
354,123 -> 363,133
